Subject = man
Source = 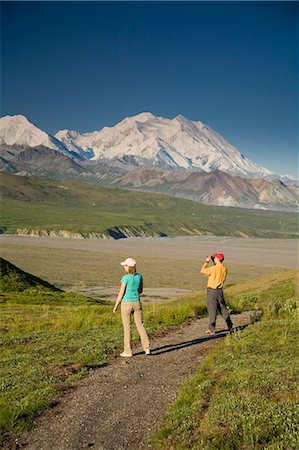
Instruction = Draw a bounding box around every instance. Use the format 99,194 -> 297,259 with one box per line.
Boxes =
200,253 -> 233,334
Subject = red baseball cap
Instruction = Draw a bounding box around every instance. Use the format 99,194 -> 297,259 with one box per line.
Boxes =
213,253 -> 224,261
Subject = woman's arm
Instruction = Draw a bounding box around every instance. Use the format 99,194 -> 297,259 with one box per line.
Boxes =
113,283 -> 126,313
138,279 -> 143,294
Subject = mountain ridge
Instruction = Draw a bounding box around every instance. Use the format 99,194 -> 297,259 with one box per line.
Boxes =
112,167 -> 299,211
0,112 -> 276,178
0,113 -> 298,212
55,112 -> 274,179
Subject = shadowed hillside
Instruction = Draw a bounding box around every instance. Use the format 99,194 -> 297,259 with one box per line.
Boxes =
0,257 -> 61,292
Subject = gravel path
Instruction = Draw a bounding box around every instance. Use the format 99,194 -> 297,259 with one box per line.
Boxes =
18,312 -> 252,450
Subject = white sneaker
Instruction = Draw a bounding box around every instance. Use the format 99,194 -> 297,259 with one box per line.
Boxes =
205,329 -> 216,335
144,348 -> 151,355
120,352 -> 133,357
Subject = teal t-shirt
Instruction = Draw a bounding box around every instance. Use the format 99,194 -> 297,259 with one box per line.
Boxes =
121,273 -> 143,302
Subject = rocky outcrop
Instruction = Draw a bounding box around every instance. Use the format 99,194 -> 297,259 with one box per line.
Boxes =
16,228 -> 110,239
15,225 -> 207,240
0,145 -> 86,177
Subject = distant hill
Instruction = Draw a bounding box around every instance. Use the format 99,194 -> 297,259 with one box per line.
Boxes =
0,173 -> 298,239
0,257 -> 60,292
113,168 -> 298,211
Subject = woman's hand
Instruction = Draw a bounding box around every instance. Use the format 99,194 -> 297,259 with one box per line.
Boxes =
114,283 -> 126,314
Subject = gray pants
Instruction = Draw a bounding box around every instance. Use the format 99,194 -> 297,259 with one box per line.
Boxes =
207,287 -> 233,331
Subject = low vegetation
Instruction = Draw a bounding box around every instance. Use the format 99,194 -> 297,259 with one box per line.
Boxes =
0,256 -> 297,448
1,173 -> 298,238
150,272 -> 299,449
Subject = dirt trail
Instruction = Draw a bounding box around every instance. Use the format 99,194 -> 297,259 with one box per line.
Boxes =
18,312 -> 252,450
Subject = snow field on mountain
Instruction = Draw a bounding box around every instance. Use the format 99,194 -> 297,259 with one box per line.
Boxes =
0,112 -> 274,179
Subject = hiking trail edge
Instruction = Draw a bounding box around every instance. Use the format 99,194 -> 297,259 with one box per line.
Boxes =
17,312 -> 252,450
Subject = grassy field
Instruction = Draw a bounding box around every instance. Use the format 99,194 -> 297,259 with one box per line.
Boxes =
150,272 -> 299,450
0,260 -> 297,446
1,173 -> 298,238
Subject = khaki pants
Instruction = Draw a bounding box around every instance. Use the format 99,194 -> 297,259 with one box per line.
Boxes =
121,301 -> 150,354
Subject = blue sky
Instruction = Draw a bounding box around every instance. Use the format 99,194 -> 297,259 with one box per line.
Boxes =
1,1 -> 298,176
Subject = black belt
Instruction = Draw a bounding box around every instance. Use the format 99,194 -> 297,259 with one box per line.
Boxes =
207,287 -> 223,290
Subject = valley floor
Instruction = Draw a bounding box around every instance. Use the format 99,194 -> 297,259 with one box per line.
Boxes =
1,234 -> 297,269
0,235 -> 297,293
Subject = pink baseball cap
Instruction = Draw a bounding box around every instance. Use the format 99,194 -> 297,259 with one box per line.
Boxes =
120,257 -> 137,267
213,253 -> 224,261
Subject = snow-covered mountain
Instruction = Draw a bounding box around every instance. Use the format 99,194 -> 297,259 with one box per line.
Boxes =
0,115 -> 70,154
55,112 -> 274,179
0,113 -> 297,211
55,129 -> 94,159
0,114 -> 96,161
1,112 -> 295,183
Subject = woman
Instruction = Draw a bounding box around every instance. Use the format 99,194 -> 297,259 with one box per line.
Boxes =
113,257 -> 151,357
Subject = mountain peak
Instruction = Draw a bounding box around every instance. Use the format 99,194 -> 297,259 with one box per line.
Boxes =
174,114 -> 187,121
55,129 -> 81,139
54,128 -> 93,159
0,112 -> 275,179
173,114 -> 204,129
118,112 -> 157,125
0,114 -> 69,153
57,111 -> 273,178
0,114 -> 48,147
1,114 -> 32,126
131,112 -> 155,121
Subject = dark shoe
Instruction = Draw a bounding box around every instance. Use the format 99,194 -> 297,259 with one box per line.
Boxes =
226,318 -> 233,329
